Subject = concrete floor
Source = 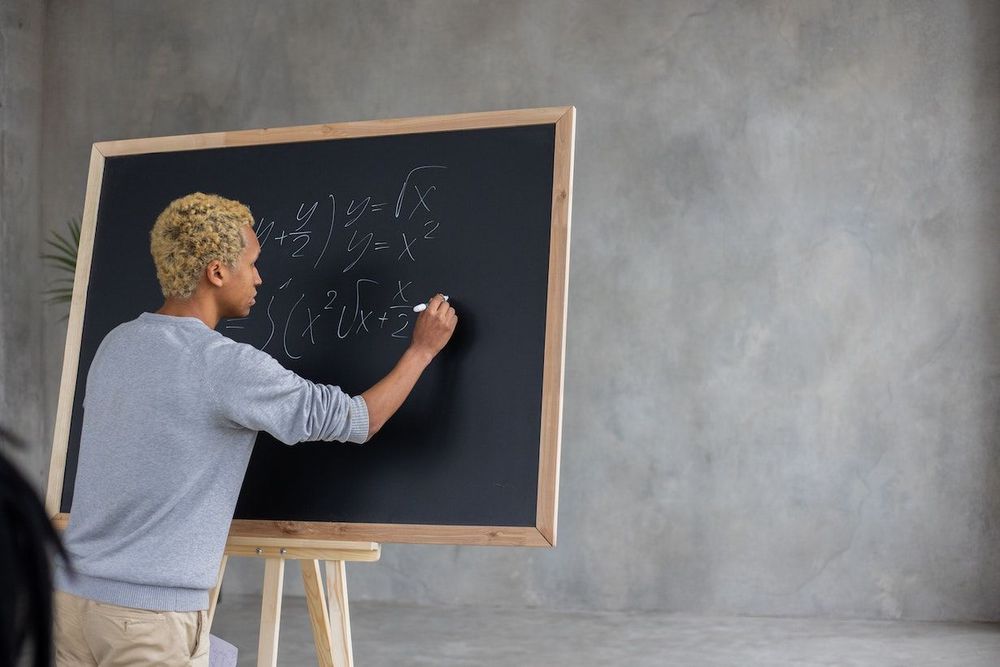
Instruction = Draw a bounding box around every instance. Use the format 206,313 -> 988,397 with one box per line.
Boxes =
208,594 -> 1000,666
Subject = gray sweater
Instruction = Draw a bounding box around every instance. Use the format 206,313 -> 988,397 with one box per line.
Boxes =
54,312 -> 369,611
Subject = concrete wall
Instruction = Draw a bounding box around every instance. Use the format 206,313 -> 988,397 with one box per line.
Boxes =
0,1 -> 46,484
13,0 -> 1000,620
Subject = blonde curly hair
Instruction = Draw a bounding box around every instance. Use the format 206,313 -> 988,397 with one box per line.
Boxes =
150,192 -> 255,299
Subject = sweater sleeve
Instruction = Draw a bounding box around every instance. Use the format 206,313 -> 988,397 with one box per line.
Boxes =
208,340 -> 369,445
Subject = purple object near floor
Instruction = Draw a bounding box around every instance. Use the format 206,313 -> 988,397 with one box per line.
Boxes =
209,634 -> 238,666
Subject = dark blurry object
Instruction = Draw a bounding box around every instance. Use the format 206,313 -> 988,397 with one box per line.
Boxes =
0,425 -> 68,667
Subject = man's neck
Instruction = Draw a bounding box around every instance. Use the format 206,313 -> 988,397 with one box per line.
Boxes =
156,297 -> 220,330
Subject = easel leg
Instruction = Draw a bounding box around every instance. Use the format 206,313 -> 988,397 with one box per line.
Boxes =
258,558 -> 285,667
207,554 -> 229,632
325,560 -> 354,667
219,539 -> 375,666
302,559 -> 336,667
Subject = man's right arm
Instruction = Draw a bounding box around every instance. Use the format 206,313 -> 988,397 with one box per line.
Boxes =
361,294 -> 457,440
212,294 -> 456,444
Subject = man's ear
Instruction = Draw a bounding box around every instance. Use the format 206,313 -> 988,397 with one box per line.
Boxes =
206,260 -> 225,288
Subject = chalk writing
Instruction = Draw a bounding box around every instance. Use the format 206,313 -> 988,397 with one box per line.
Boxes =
233,164 -> 449,359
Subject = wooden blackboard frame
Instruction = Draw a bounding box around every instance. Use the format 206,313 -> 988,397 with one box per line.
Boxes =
46,106 -> 575,547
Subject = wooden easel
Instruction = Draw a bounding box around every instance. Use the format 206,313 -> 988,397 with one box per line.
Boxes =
206,537 -> 381,667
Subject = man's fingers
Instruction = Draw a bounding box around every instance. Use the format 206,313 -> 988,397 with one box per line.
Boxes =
427,294 -> 446,314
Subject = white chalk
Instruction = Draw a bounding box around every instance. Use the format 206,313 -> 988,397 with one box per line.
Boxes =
413,295 -> 449,313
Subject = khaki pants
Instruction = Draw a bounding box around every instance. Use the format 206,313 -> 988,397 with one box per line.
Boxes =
54,590 -> 210,666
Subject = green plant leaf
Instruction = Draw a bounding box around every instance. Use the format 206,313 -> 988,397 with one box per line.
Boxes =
50,228 -> 76,250
46,233 -> 76,259
42,217 -> 81,315
41,248 -> 76,271
41,254 -> 76,272
43,243 -> 76,266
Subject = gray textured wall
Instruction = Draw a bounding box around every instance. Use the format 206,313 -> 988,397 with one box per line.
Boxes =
0,1 -> 46,484
7,0 -> 999,620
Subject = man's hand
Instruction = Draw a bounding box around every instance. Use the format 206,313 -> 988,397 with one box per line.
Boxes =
410,294 -> 457,361
360,294 -> 458,440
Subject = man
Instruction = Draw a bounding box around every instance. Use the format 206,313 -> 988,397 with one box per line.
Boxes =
53,192 -> 457,665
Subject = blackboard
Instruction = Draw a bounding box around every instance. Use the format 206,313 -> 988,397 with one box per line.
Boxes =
47,108 -> 574,546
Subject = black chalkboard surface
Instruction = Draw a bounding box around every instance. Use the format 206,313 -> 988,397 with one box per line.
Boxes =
48,108 -> 574,546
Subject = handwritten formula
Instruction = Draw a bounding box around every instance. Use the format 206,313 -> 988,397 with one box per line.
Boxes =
224,165 -> 449,360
